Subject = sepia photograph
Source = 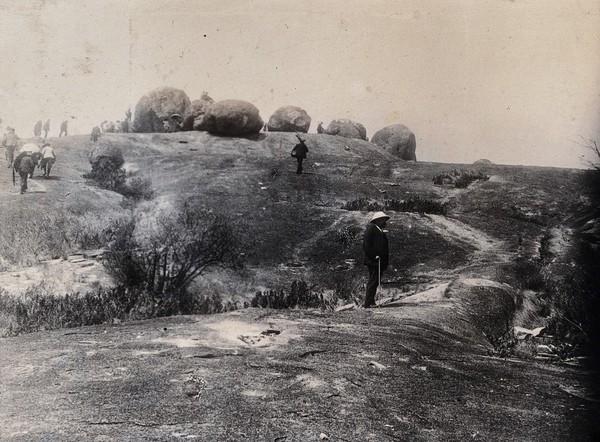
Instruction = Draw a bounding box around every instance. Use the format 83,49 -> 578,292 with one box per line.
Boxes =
0,0 -> 599,440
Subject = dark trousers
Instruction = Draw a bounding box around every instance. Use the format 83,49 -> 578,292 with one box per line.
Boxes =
19,171 -> 28,194
296,157 -> 304,174
364,264 -> 383,307
6,146 -> 15,167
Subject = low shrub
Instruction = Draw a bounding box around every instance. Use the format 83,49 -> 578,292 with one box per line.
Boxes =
251,280 -> 330,309
341,196 -> 447,215
433,169 -> 489,188
0,284 -> 230,336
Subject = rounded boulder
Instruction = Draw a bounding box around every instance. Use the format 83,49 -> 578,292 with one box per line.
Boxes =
203,99 -> 263,136
326,119 -> 367,140
89,143 -> 124,170
372,124 -> 417,161
267,106 -> 311,133
183,92 -> 215,131
133,86 -> 191,133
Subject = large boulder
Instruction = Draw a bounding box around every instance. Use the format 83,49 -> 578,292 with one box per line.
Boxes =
203,99 -> 263,136
89,143 -> 124,171
133,87 -> 191,133
183,92 -> 215,131
267,106 -> 311,133
326,119 -> 367,140
372,124 -> 417,161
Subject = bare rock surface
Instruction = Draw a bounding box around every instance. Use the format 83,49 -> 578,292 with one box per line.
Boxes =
1,301 -> 597,441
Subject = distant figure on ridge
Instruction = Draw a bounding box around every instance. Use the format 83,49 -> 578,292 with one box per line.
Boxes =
291,134 -> 309,174
59,120 -> 68,137
43,119 -> 50,137
33,120 -> 42,137
363,211 -> 390,308
317,122 -> 324,134
91,126 -> 101,142
2,127 -> 19,168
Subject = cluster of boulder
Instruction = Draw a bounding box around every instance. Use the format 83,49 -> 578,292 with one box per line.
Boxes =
131,86 -> 418,160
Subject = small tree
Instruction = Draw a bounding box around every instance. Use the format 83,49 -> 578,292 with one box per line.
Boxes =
102,202 -> 247,312
577,137 -> 600,171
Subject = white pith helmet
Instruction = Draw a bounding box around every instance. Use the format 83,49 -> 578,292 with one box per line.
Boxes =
370,211 -> 390,223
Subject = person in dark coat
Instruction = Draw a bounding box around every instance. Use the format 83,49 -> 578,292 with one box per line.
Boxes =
13,151 -> 36,194
33,120 -> 42,137
91,126 -> 101,142
59,120 -> 68,137
363,211 -> 390,308
43,119 -> 50,137
291,135 -> 309,174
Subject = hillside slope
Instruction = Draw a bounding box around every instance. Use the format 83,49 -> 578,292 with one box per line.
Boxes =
1,132 -> 598,440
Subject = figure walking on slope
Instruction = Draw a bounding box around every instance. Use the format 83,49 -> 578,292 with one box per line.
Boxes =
291,134 -> 309,174
363,211 -> 390,308
13,149 -> 36,194
34,120 -> 42,137
43,119 -> 50,138
59,120 -> 68,137
2,127 -> 19,168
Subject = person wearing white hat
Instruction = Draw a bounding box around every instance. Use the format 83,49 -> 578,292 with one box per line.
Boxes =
363,211 -> 390,308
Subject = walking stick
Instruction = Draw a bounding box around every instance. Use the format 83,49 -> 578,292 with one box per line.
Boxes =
377,257 -> 381,288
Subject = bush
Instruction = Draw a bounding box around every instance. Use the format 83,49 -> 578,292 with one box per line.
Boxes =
251,280 -> 329,309
341,196 -> 447,215
0,284 -> 230,336
119,176 -> 155,201
433,169 -> 489,188
101,201 -> 247,313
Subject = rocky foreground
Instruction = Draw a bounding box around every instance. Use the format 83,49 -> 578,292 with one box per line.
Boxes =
1,284 -> 598,441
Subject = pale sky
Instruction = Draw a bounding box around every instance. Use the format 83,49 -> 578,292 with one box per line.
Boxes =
0,0 -> 598,168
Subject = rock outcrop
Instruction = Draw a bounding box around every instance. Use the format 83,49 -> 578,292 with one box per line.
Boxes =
267,106 -> 311,133
371,124 -> 416,161
89,144 -> 124,171
473,159 -> 493,165
203,99 -> 263,136
183,92 -> 215,131
325,119 -> 367,140
133,87 -> 191,133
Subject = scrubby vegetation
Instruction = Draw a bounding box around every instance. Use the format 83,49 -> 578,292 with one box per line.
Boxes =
0,208 -> 106,269
102,201 -> 247,314
433,169 -> 490,188
341,196 -> 447,215
251,280 -> 332,309
0,284 -> 230,336
84,166 -> 155,202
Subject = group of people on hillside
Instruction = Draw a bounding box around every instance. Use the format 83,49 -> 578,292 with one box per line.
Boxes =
1,126 -> 57,194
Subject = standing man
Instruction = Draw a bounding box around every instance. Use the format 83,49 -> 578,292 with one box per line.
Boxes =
59,120 -> 68,137
2,127 -> 19,168
291,134 -> 309,174
91,126 -> 101,142
363,211 -> 390,308
43,119 -> 50,138
34,120 -> 42,136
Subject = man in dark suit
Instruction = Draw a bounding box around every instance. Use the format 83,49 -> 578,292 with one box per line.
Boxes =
291,134 -> 309,174
363,211 -> 390,308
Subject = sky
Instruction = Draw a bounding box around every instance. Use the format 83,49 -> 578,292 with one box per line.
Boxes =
0,0 -> 599,168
